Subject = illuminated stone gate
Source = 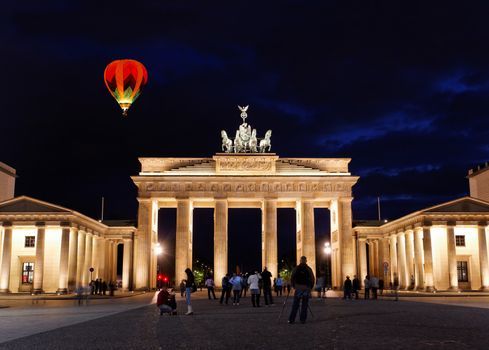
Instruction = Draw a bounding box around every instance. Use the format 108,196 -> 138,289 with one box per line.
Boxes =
131,154 -> 359,288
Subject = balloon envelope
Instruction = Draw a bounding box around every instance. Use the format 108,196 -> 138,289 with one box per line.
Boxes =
104,59 -> 148,116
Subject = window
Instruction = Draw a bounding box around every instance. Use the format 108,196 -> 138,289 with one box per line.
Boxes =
24,236 -> 35,248
22,262 -> 34,284
455,235 -> 465,247
457,261 -> 468,282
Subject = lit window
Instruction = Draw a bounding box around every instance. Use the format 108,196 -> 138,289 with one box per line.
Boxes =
455,235 -> 465,247
22,262 -> 34,284
25,236 -> 35,248
457,261 -> 468,282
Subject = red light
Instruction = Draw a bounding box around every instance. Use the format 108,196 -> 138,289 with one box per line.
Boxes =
163,277 -> 168,282
157,274 -> 163,280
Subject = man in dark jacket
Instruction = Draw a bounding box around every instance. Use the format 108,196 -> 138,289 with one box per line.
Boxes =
220,273 -> 231,305
343,276 -> 353,299
352,275 -> 360,299
288,256 -> 315,324
261,267 -> 274,305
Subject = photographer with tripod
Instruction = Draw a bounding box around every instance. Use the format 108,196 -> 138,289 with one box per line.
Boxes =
288,256 -> 315,324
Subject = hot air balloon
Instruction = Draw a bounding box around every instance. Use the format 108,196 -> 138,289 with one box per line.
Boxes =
104,59 -> 148,116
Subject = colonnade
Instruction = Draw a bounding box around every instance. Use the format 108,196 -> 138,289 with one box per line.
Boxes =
0,223 -> 134,293
357,224 -> 489,291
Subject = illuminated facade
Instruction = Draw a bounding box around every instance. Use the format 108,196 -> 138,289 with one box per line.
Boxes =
0,196 -> 135,294
354,197 -> 489,291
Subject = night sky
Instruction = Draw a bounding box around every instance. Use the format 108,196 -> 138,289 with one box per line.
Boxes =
3,2 -> 489,275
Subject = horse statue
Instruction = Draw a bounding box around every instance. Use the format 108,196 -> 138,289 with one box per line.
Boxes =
259,130 -> 272,152
249,129 -> 258,153
234,130 -> 244,153
221,130 -> 233,153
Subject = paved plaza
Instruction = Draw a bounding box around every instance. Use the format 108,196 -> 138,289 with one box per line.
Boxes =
1,291 -> 489,349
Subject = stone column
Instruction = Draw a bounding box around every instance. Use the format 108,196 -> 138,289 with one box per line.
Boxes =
381,238 -> 390,285
57,226 -> 70,294
262,199 -> 278,279
295,201 -> 303,265
134,199 -> 152,290
378,239 -> 385,280
67,227 -> 78,291
97,237 -> 106,281
389,235 -> 398,283
122,238 -> 133,291
405,230 -> 415,289
302,201 -> 316,275
478,224 -> 489,290
358,238 -> 367,286
214,199 -> 228,287
413,227 -> 424,290
397,232 -> 408,289
33,225 -> 45,294
338,198 -> 355,281
0,225 -> 13,293
446,224 -> 459,290
112,243 -> 118,281
92,236 -> 99,278
423,226 -> 435,291
76,230 -> 86,286
373,240 -> 380,277
176,199 -> 192,285
85,233 -> 93,283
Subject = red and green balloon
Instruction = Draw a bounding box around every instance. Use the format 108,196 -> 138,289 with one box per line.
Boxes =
104,59 -> 148,116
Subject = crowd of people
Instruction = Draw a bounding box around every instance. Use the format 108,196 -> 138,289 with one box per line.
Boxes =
342,273 -> 399,300
156,256 -> 317,324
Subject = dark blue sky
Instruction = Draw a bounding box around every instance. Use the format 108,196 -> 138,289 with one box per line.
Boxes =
3,2 -> 489,269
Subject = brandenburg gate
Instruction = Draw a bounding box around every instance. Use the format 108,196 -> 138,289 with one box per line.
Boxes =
131,107 -> 359,289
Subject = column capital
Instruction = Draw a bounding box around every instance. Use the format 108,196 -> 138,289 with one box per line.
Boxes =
339,197 -> 353,203
447,221 -> 457,227
0,222 -> 12,227
35,222 -> 46,228
478,221 -> 488,228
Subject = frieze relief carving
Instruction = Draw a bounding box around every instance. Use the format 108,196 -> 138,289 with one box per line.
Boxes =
143,180 -> 353,194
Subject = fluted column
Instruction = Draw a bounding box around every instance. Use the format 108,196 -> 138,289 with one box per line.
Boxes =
67,227 -> 78,291
134,199 -> 153,290
214,199 -> 228,287
302,201 -> 316,275
32,225 -> 45,294
92,236 -> 99,278
358,238 -> 367,286
0,225 -> 13,293
405,230 -> 415,289
413,227 -> 424,289
112,242 -> 118,281
85,233 -> 94,283
389,235 -> 398,283
122,238 -> 133,291
57,226 -> 70,294
77,230 -> 86,286
373,240 -> 380,277
97,237 -> 106,281
398,232 -> 408,289
262,199 -> 278,278
381,238 -> 390,284
423,226 -> 435,291
176,199 -> 192,285
478,223 -> 489,290
296,201 -> 303,265
378,239 -> 385,280
339,198 -> 355,280
446,224 -> 458,290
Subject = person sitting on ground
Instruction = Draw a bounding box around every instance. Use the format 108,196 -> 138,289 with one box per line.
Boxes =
157,286 -> 174,315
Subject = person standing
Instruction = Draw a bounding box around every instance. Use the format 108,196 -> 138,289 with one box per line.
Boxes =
316,274 -> 325,299
220,273 -> 231,305
184,268 -> 195,315
370,275 -> 379,299
343,276 -> 352,300
379,278 -> 384,296
229,273 -> 243,305
352,275 -> 360,299
288,256 -> 315,324
179,280 -> 186,297
276,276 -> 283,296
393,272 -> 399,301
364,275 -> 370,300
240,273 -> 248,298
247,270 -> 262,307
261,267 -> 274,306
101,280 -> 107,296
205,275 -> 217,300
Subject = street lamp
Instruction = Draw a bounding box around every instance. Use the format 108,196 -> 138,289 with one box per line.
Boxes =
324,242 -> 332,292
154,242 -> 163,256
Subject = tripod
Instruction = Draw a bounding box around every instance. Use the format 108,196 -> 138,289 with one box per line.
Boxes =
278,289 -> 314,322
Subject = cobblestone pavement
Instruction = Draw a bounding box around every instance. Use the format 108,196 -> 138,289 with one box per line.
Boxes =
2,292 -> 489,349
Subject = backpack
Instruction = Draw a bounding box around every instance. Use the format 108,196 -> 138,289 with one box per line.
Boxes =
192,282 -> 197,293
294,265 -> 310,286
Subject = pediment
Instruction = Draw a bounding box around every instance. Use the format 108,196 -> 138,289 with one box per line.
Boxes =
424,197 -> 489,213
0,196 -> 71,213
